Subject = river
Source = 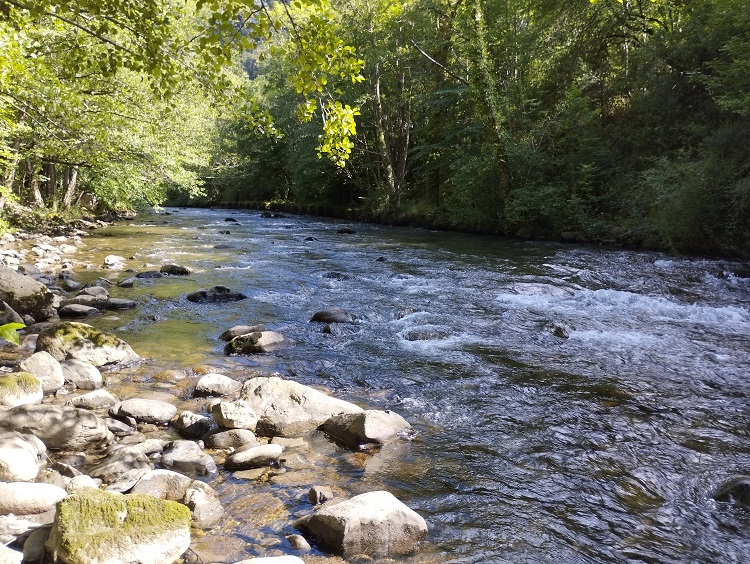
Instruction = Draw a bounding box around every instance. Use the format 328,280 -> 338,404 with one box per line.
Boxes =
70,207 -> 750,563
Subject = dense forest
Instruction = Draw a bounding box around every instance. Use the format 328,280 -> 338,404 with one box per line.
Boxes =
1,0 -> 749,255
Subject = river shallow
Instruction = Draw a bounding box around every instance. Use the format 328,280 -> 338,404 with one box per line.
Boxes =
70,207 -> 750,563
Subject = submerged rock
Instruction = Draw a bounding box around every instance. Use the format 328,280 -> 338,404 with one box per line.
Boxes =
294,491 -> 427,558
186,286 -> 246,303
714,476 -> 750,507
46,488 -> 191,564
160,264 -> 192,276
218,324 -> 267,341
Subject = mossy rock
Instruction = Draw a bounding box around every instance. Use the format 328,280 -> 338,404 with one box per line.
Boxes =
46,488 -> 191,564
0,371 -> 42,407
35,322 -> 139,367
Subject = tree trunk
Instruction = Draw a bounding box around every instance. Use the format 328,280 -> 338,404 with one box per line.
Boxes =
26,159 -> 44,207
3,107 -> 26,196
62,166 -> 79,208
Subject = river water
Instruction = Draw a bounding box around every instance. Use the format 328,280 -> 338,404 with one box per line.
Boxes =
71,207 -> 750,563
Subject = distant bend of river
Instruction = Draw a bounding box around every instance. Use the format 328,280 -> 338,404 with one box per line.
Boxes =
74,208 -> 750,563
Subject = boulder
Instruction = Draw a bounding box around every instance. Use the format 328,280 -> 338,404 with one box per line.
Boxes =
186,286 -> 246,303
160,264 -> 192,276
67,389 -> 117,410
0,482 -> 67,517
61,358 -> 102,390
136,271 -> 163,279
77,287 -> 109,298
161,440 -> 217,476
0,300 -> 24,325
88,446 -> 153,483
0,431 -> 45,482
194,373 -> 242,397
308,486 -> 334,506
202,428 -> 257,450
225,444 -> 283,470
107,298 -> 137,310
714,476 -> 750,507
130,469 -> 193,501
0,372 -> 42,407
59,303 -> 100,317
46,488 -> 191,564
102,255 -> 125,269
212,399 -> 258,430
110,398 -> 177,425
172,410 -> 212,438
22,525 -> 50,563
183,481 -> 223,529
62,294 -> 109,309
294,491 -> 427,557
0,404 -> 112,450
240,376 -> 363,436
0,266 -> 55,321
321,410 -> 413,449
218,324 -> 266,341
17,351 -> 65,392
225,331 -> 288,355
35,322 -> 140,367
310,307 -> 357,324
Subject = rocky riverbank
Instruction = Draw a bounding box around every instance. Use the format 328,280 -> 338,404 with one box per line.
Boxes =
0,221 -> 429,563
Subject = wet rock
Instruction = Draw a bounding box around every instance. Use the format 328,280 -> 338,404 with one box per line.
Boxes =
186,286 -> 247,303
46,488 -> 191,564
294,491 -> 427,557
194,373 -> 242,397
88,446 -> 153,483
403,328 -> 450,341
218,324 -> 267,341
172,410 -> 212,438
60,358 -> 102,390
59,303 -> 100,317
118,277 -> 136,288
202,428 -> 257,450
310,307 -> 357,324
224,217 -> 239,223
61,279 -> 83,292
337,227 -> 356,234
224,331 -> 289,355
308,485 -> 334,505
17,351 -> 64,392
322,409 -> 413,449
107,297 -> 137,310
0,482 -> 67,517
22,525 -> 49,562
240,375 -> 363,437
110,398 -> 177,425
161,440 -> 217,476
225,444 -> 283,470
286,534 -> 311,551
0,431 -> 45,482
323,271 -> 352,280
160,264 -> 192,276
136,270 -> 163,279
63,294 -> 109,309
212,399 -> 258,430
78,286 -> 109,298
67,389 -> 117,410
0,372 -> 42,407
35,321 -> 140,367
714,476 -> 750,507
0,266 -> 55,321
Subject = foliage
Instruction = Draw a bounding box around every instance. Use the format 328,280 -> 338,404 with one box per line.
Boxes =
0,322 -> 25,346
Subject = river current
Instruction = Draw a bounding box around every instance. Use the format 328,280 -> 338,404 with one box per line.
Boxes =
72,208 -> 750,563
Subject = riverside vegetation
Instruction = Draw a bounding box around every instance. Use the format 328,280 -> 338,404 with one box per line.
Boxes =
1,1 -> 750,256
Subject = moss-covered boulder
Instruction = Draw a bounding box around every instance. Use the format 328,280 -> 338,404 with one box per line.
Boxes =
0,266 -> 55,321
35,322 -> 139,367
0,372 -> 42,407
46,488 -> 191,564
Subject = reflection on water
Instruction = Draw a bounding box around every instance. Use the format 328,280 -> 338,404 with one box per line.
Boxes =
71,208 -> 750,562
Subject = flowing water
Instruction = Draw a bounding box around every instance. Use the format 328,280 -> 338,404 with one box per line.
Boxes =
69,208 -> 750,563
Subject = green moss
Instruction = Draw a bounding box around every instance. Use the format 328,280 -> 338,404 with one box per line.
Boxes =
55,489 -> 191,562
0,372 -> 40,398
49,322 -> 122,348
